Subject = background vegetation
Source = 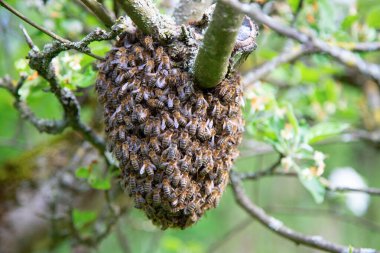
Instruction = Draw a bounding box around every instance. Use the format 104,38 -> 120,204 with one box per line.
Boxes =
0,0 -> 380,252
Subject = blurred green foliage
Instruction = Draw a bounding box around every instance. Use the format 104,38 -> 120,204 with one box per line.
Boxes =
1,0 -> 380,252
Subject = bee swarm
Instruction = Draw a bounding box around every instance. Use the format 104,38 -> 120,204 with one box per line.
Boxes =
96,26 -> 244,229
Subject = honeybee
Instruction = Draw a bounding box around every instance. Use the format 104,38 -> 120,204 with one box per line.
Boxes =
207,189 -> 221,207
179,131 -> 189,149
129,135 -> 141,152
161,130 -> 173,148
155,76 -> 167,89
186,118 -> 198,136
125,66 -> 139,79
164,160 -> 177,175
152,187 -> 161,205
147,98 -> 164,109
203,150 -> 214,166
184,201 -> 196,215
129,175 -> 137,194
140,159 -> 156,176
151,119 -> 161,136
127,54 -> 136,67
180,155 -> 192,172
154,46 -> 164,62
155,88 -> 168,102
162,178 -> 172,197
180,172 -> 189,188
195,93 -> 208,110
123,115 -> 134,130
173,98 -> 181,109
132,45 -> 144,61
204,180 -> 214,195
187,183 -> 200,199
115,72 -> 126,84
197,121 -> 209,141
199,164 -> 212,178
178,191 -> 187,205
140,142 -> 150,156
142,36 -> 154,51
149,136 -> 160,153
118,126 -> 126,141
165,144 -> 178,160
172,169 -> 181,187
144,59 -> 155,73
143,119 -> 153,136
167,93 -> 175,109
217,135 -> 235,147
135,192 -> 146,209
160,54 -> 171,70
217,81 -> 229,98
134,105 -> 149,123
184,82 -> 194,96
129,152 -> 140,171
211,100 -> 223,119
170,197 -> 178,207
173,111 -> 187,128
193,151 -> 203,170
148,150 -> 160,166
144,179 -> 153,193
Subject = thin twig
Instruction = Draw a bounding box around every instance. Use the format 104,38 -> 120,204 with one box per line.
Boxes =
229,173 -> 379,253
78,0 -> 114,28
224,0 -> 380,85
207,218 -> 253,253
0,0 -> 69,43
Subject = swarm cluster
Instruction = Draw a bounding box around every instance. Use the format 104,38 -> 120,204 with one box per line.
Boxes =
96,28 -> 244,229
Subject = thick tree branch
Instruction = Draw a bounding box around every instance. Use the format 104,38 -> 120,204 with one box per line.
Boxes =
116,0 -> 176,40
78,0 -> 115,28
230,172 -> 379,253
194,0 -> 245,88
224,0 -> 380,85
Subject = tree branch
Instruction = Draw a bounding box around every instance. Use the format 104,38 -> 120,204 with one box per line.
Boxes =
194,0 -> 246,88
0,0 -> 69,43
78,0 -> 115,28
224,0 -> 380,85
116,0 -> 176,40
0,75 -> 68,134
243,45 -> 313,86
229,172 -> 379,253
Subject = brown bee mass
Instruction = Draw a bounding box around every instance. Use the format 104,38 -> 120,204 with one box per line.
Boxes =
96,27 -> 244,229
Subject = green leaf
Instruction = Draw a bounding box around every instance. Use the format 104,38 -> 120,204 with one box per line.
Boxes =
72,209 -> 97,229
306,122 -> 349,144
298,173 -> 326,204
288,0 -> 301,13
366,7 -> 380,29
88,176 -> 111,190
341,15 -> 358,30
75,167 -> 90,179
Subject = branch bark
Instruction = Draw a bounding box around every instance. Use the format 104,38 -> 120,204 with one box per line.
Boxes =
117,0 -> 176,40
194,0 -> 245,88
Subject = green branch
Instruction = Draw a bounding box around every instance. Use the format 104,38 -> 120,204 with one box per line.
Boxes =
194,0 -> 245,89
117,0 -> 176,40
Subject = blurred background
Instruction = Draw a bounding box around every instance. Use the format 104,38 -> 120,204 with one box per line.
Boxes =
0,0 -> 380,252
